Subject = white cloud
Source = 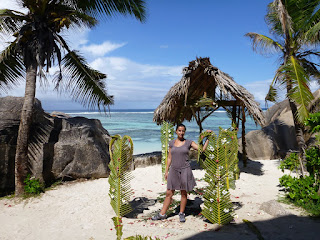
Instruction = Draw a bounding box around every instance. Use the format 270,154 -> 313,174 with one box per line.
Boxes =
310,80 -> 320,92
90,56 -> 183,107
81,41 -> 127,57
2,54 -> 184,110
243,79 -> 286,106
160,45 -> 168,49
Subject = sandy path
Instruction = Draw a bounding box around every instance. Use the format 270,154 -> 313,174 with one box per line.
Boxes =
1,160 -> 319,240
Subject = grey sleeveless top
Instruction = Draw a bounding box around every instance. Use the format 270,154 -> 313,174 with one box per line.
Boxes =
169,139 -> 193,169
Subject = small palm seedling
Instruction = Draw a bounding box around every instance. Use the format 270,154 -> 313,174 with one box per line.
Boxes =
108,135 -> 134,240
198,127 -> 239,225
160,121 -> 174,181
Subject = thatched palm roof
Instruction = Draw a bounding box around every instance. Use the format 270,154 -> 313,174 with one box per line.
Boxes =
153,57 -> 265,126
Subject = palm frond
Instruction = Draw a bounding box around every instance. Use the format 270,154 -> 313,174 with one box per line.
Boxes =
267,0 -> 293,37
71,0 -> 146,22
265,74 -> 280,104
160,121 -> 174,180
245,32 -> 283,55
304,20 -> 320,43
54,50 -> 113,110
0,9 -> 26,35
299,58 -> 320,81
68,10 -> 98,28
47,3 -> 98,30
300,2 -> 320,43
0,41 -> 25,93
108,134 -> 134,240
285,56 -> 314,123
199,127 -> 238,225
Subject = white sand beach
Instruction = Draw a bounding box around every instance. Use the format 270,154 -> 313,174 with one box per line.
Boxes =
1,159 -> 319,240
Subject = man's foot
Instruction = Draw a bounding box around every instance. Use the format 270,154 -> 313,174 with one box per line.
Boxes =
152,213 -> 167,220
179,212 -> 186,222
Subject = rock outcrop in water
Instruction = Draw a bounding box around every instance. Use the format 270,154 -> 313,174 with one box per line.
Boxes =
0,96 -> 111,196
239,90 -> 320,160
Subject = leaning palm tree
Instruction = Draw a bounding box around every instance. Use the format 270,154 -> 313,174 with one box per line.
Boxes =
246,0 -> 320,175
0,0 -> 146,196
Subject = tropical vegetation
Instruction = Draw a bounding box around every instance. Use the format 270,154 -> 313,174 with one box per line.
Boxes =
0,0 -> 146,196
246,0 -> 320,174
279,112 -> 320,216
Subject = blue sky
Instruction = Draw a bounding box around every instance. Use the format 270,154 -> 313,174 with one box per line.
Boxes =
1,0 -> 319,111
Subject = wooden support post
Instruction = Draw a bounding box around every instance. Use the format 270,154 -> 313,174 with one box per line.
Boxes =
242,106 -> 247,167
232,102 -> 237,126
237,106 -> 241,129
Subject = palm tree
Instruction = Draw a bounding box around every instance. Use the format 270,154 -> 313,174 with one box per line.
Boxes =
0,0 -> 146,196
246,0 -> 320,175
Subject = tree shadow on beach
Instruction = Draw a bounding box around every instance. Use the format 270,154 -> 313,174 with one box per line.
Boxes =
126,196 -> 205,219
238,158 -> 264,176
125,197 -> 157,218
172,197 -> 203,217
183,214 -> 320,240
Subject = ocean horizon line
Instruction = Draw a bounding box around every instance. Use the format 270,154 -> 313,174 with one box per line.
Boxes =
45,108 -> 269,114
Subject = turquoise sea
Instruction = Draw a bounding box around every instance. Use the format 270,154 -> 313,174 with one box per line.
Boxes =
55,109 -> 262,155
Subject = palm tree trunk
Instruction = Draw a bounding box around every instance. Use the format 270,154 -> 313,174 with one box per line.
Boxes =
288,98 -> 306,176
15,61 -> 37,196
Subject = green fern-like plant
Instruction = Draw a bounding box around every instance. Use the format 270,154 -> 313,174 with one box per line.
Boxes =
125,235 -> 161,240
160,121 -> 174,180
199,127 -> 239,225
219,127 -> 239,189
108,135 -> 134,240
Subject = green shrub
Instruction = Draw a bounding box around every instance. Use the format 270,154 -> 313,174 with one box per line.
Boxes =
24,174 -> 44,196
279,153 -> 300,173
305,112 -> 320,146
304,112 -> 320,133
306,147 -> 320,181
279,175 -> 320,216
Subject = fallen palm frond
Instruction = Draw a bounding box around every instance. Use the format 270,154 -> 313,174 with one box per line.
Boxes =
108,134 -> 134,240
199,127 -> 239,225
160,121 -> 174,181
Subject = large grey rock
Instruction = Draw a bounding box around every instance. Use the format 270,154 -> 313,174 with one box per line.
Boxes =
51,116 -> 111,180
0,96 -> 111,196
260,200 -> 288,216
239,130 -> 275,160
239,89 -> 320,160
131,151 -> 161,170
0,96 -> 52,195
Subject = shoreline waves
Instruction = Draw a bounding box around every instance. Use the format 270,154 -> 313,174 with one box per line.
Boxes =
46,109 -> 262,155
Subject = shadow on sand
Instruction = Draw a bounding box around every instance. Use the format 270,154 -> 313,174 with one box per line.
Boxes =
125,197 -> 157,218
184,214 -> 320,240
126,196 -> 205,219
238,158 -> 264,176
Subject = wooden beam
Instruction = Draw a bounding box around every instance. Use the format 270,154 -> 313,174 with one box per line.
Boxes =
216,99 -> 242,106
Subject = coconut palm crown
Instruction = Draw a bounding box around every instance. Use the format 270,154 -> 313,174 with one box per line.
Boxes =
246,0 -> 320,174
0,0 -> 146,195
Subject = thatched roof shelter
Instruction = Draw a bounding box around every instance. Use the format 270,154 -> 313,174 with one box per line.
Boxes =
153,57 -> 265,126
153,57 -> 265,165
